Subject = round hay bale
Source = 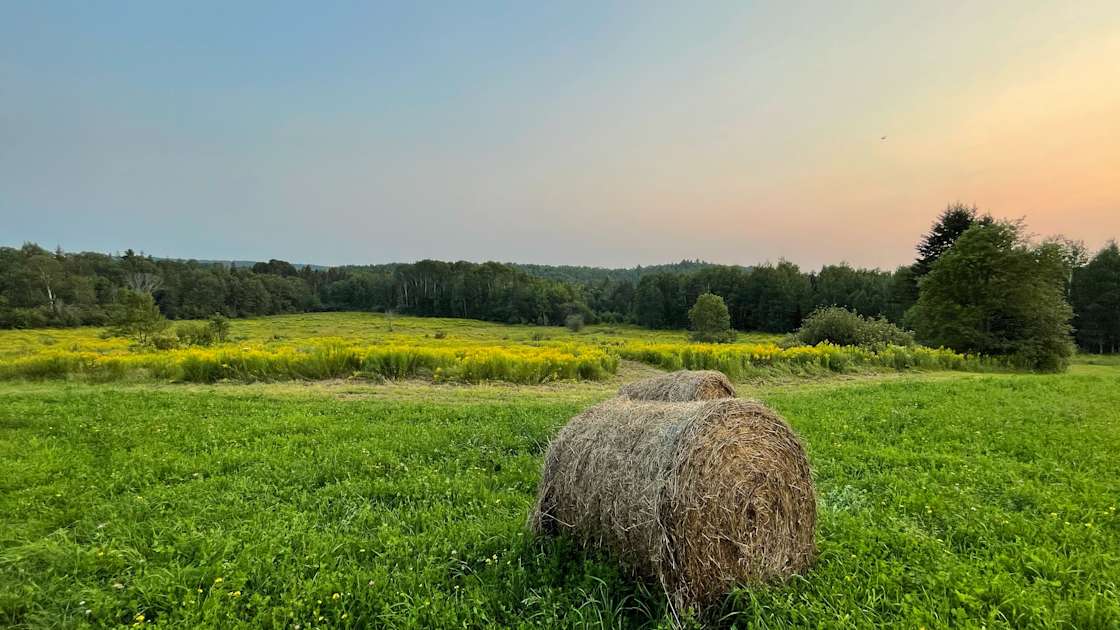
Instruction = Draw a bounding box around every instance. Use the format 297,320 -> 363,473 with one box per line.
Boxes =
618,370 -> 736,402
529,397 -> 816,611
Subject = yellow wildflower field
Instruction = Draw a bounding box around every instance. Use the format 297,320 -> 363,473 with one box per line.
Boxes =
0,312 -> 985,384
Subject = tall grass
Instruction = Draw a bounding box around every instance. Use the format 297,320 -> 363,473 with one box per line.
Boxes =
0,337 -> 992,384
0,314 -> 1000,385
0,343 -> 619,384
618,341 -> 992,379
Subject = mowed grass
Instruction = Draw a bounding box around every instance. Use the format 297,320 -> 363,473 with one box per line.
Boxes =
2,363 -> 1118,628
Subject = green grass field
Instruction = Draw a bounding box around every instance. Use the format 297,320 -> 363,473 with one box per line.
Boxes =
3,357 -> 1118,628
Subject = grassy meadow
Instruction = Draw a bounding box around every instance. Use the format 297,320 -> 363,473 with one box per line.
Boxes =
1,315 -> 1118,628
0,312 -> 778,359
0,313 -> 985,385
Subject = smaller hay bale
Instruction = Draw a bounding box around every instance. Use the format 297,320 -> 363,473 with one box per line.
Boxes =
530,397 -> 816,611
618,369 -> 735,402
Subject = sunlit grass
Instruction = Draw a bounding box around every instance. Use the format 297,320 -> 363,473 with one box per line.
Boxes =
0,312 -> 781,358
1,366 -> 1117,627
0,313 -> 997,384
617,340 -> 993,379
0,343 -> 619,385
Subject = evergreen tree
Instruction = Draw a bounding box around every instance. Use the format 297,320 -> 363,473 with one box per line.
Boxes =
634,276 -> 667,329
913,203 -> 991,277
1071,241 -> 1120,353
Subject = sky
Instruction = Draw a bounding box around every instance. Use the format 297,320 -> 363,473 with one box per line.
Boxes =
2,1 -> 1118,270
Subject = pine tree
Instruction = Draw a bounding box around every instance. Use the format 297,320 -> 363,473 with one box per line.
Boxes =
912,203 -> 991,277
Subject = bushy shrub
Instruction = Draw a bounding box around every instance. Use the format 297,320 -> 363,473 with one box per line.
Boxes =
597,311 -> 625,325
151,334 -> 179,350
108,290 -> 169,344
0,306 -> 51,329
208,314 -> 231,342
175,322 -> 215,346
78,306 -> 110,326
794,307 -> 914,347
565,314 -> 585,332
689,293 -> 735,343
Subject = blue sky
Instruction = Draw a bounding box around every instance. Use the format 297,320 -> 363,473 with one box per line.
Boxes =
2,1 -> 1118,268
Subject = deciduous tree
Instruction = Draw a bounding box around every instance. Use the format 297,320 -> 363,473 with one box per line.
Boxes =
688,293 -> 734,343
909,221 -> 1074,371
108,290 -> 169,344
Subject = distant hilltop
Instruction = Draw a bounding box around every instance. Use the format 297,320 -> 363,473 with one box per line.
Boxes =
509,260 -> 749,283
146,257 -> 332,272
341,259 -> 743,283
155,256 -> 729,280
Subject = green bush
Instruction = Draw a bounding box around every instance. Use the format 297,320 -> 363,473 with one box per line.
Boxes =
177,323 -> 211,346
688,293 -> 735,343
564,314 -> 585,332
169,316 -> 231,347
151,334 -> 179,350
794,306 -> 914,348
174,322 -> 215,347
0,307 -> 51,329
208,314 -> 231,342
108,290 -> 169,344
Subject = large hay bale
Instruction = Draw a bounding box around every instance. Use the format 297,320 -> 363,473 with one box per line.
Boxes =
530,397 -> 816,611
618,370 -> 736,402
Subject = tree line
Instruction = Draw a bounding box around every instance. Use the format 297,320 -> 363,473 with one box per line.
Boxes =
1,204 -> 1117,355
0,247 -> 909,332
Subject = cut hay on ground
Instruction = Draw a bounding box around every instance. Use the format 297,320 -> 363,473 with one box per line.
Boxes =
618,369 -> 736,402
529,397 -> 816,613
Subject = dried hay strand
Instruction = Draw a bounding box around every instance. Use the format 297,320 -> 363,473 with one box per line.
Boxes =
618,370 -> 736,402
529,397 -> 816,612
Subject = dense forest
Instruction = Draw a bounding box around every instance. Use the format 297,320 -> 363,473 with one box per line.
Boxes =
2,206 -> 1118,353
0,247 -> 910,330
508,260 -> 731,284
